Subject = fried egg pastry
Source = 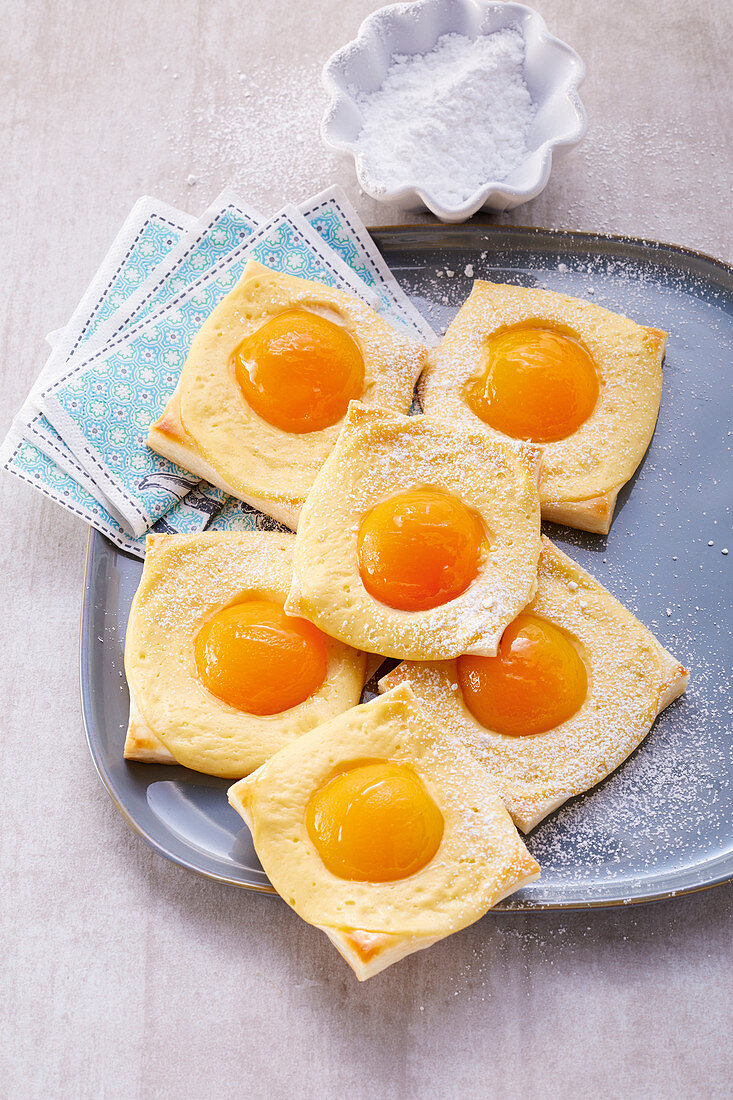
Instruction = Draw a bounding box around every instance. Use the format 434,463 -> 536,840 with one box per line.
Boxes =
123,531 -> 366,778
419,282 -> 667,534
228,683 -> 540,981
284,403 -> 542,661
147,261 -> 427,529
381,539 -> 689,832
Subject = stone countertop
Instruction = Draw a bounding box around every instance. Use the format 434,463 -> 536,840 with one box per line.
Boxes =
2,1 -> 731,1096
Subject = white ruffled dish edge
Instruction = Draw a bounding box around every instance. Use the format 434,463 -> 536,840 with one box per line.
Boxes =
321,0 -> 587,222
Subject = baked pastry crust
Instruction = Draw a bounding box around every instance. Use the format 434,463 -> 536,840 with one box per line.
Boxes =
228,684 -> 539,980
380,538 -> 689,832
147,260 -> 427,529
284,403 -> 543,661
123,532 -> 366,778
541,490 -> 619,536
419,282 -> 666,534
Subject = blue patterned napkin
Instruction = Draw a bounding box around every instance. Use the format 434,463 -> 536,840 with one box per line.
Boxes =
39,206 -> 380,536
28,187 -> 431,539
6,198 -> 197,534
4,185 -> 435,552
4,193 -> 262,550
33,198 -> 195,399
79,188 -> 264,357
1,429 -> 225,558
26,191 -> 263,481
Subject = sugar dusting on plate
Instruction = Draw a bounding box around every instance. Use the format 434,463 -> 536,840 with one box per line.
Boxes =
352,29 -> 535,208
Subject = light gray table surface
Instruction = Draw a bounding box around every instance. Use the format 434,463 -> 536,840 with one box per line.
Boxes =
2,2 -> 731,1097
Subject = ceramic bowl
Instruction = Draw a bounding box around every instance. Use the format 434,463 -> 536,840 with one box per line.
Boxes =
321,0 -> 587,222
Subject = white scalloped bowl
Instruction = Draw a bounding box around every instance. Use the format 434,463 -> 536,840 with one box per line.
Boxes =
321,0 -> 587,222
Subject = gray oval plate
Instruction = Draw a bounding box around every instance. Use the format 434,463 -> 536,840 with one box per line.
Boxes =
80,225 -> 733,908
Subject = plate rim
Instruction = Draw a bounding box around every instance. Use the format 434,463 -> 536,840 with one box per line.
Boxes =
79,222 -> 733,910
369,222 -> 733,282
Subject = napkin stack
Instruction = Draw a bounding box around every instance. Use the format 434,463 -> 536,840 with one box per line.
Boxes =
1,185 -> 435,557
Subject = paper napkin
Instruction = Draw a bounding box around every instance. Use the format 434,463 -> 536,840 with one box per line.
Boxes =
3,183 -> 436,553
39,206 -> 380,536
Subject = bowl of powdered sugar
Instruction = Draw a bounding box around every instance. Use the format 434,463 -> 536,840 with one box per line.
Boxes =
321,0 -> 586,222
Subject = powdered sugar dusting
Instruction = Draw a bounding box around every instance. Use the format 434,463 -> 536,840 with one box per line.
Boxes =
165,61 -> 334,209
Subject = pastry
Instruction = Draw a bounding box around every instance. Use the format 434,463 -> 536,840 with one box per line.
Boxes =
380,538 -> 689,832
123,531 -> 365,778
228,683 -> 540,980
419,282 -> 666,534
285,402 -> 542,661
147,260 -> 426,529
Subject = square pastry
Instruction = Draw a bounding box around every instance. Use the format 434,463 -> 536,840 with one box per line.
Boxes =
285,403 -> 542,661
228,683 -> 540,981
147,261 -> 426,529
419,282 -> 667,534
123,532 -> 366,777
381,538 -> 689,832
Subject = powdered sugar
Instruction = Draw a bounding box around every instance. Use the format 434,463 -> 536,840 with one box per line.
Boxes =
352,30 -> 535,207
